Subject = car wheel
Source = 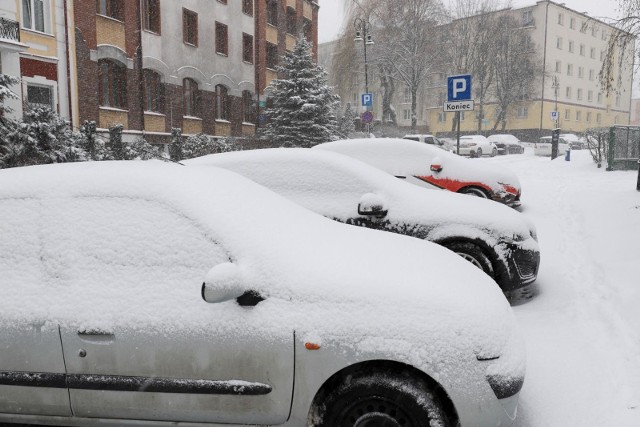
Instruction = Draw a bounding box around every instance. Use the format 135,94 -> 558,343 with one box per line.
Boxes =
476,148 -> 482,157
444,241 -> 495,278
491,147 -> 497,157
459,186 -> 490,199
315,372 -> 451,427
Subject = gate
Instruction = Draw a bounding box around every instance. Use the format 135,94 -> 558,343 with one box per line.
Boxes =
607,125 -> 640,171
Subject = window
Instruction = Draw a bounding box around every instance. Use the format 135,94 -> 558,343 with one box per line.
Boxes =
567,64 -> 573,76
26,84 -> 53,110
566,86 -> 572,99
266,0 -> 278,26
22,0 -> 49,33
600,50 -> 605,61
592,26 -> 597,37
403,109 -> 410,121
403,87 -> 411,103
588,90 -> 593,102
437,112 -> 446,123
242,0 -> 253,16
286,7 -> 296,35
579,44 -> 585,56
569,17 -> 575,29
99,60 -> 127,108
565,109 -> 570,120
601,30 -> 607,41
143,0 -> 161,34
97,0 -> 123,21
590,47 -> 596,59
266,42 -> 278,69
580,21 -> 587,33
215,84 -> 229,121
242,90 -> 253,123
303,18 -> 312,41
183,8 -> 198,46
586,112 -> 592,122
558,13 -> 564,25
597,113 -> 601,123
589,69 -> 595,81
577,88 -> 583,100
578,66 -> 584,78
556,37 -> 563,49
517,106 -> 528,119
522,10 -> 533,26
215,22 -> 228,55
568,41 -> 574,53
597,93 -> 603,103
555,60 -> 561,73
143,69 -> 163,112
183,78 -> 199,117
576,111 -> 581,121
242,33 -> 253,63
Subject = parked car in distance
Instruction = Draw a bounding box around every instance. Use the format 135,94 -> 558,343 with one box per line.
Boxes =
459,134 -> 498,157
534,136 -> 570,156
0,161 -> 525,427
488,134 -> 526,155
561,133 -> 585,150
403,134 -> 454,152
188,149 -> 540,291
313,138 -> 523,207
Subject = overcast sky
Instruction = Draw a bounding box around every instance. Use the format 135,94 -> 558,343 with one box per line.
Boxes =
319,0 -> 622,43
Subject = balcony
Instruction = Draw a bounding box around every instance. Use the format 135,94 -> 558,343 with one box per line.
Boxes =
0,17 -> 20,42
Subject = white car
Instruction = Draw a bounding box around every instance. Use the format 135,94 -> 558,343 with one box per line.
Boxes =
313,138 -> 523,207
534,136 -> 570,156
458,134 -> 498,157
188,149 -> 540,291
487,134 -> 526,155
0,162 -> 524,426
402,134 -> 454,152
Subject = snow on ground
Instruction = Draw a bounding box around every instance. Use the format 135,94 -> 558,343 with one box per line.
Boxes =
478,149 -> 640,426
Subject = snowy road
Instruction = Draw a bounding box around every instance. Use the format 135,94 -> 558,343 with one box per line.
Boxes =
480,150 -> 640,426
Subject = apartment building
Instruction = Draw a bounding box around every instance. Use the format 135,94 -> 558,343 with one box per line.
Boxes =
427,0 -> 634,137
0,0 -> 70,123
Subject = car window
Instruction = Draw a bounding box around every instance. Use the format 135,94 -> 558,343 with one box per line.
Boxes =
403,136 -> 419,141
425,137 -> 434,144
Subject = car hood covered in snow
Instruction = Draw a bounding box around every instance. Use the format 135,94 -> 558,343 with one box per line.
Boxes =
313,138 -> 521,193
0,161 -> 521,377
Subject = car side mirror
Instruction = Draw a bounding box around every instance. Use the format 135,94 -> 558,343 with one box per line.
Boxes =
202,263 -> 248,304
430,155 -> 443,173
357,193 -> 388,218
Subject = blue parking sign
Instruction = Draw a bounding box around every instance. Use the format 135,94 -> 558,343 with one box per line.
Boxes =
361,93 -> 373,107
447,75 -> 472,101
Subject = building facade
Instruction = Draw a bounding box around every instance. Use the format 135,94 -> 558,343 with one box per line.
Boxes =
0,3 -> 27,121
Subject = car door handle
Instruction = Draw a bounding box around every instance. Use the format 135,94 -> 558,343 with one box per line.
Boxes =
77,329 -> 114,337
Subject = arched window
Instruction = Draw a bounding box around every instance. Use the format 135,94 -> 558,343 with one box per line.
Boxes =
242,90 -> 254,123
216,84 -> 229,121
183,78 -> 199,117
143,70 -> 163,113
98,59 -> 127,108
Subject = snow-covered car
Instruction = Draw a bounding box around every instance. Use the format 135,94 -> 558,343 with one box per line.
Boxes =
488,134 -> 526,155
458,134 -> 498,157
0,162 -> 525,427
560,133 -> 585,150
402,134 -> 454,152
313,138 -> 523,207
534,136 -> 570,156
188,149 -> 540,291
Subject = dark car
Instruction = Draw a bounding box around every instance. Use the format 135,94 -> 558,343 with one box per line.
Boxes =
188,149 -> 541,292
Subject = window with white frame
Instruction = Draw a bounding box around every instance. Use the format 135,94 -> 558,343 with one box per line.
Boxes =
566,86 -> 572,99
569,17 -> 575,29
556,37 -> 563,49
576,111 -> 581,121
558,13 -> 564,25
578,66 -> 584,78
579,44 -> 585,56
517,106 -> 528,119
589,69 -> 595,81
22,0 -> 51,33
568,41 -> 574,53
590,47 -> 596,59
438,112 -> 446,123
555,60 -> 561,73
586,112 -> 591,122
577,88 -> 583,100
567,64 -> 573,76
26,83 -> 54,110
597,113 -> 601,123
588,90 -> 593,102
403,87 -> 411,103
403,109 -> 410,121
565,109 -> 570,120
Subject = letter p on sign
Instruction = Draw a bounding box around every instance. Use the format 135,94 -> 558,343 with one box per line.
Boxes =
447,74 -> 472,101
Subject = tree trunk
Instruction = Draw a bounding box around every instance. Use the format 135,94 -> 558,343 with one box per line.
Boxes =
411,87 -> 417,133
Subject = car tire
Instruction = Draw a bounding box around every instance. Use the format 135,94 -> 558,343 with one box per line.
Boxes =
314,371 -> 451,427
444,241 -> 495,278
491,147 -> 497,157
458,186 -> 490,199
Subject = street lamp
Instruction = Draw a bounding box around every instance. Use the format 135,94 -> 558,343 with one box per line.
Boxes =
551,75 -> 560,128
354,17 -> 374,136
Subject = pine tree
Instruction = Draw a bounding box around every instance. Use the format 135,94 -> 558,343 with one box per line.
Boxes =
264,37 -> 340,147
338,103 -> 356,139
0,74 -> 20,163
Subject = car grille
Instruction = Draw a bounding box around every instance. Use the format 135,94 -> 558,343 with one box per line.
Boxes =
513,253 -> 538,279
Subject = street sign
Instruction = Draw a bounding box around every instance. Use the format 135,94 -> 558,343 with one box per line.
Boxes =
447,74 -> 472,101
550,111 -> 558,121
361,93 -> 373,107
258,100 -> 267,108
443,100 -> 474,112
361,111 -> 374,124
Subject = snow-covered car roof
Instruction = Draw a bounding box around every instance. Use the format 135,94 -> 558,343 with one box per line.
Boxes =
488,134 -> 521,144
187,149 -> 534,240
0,161 -> 518,373
312,138 -> 520,194
460,134 -> 490,142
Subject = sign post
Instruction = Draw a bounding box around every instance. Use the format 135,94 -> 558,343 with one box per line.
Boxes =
361,93 -> 373,136
445,74 -> 473,155
551,128 -> 560,160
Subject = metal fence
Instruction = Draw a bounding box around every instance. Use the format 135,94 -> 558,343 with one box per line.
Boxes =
607,125 -> 640,171
0,17 -> 20,42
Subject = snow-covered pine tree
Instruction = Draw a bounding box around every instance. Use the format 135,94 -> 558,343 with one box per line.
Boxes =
0,74 -> 20,165
338,103 -> 356,139
264,37 -> 339,147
